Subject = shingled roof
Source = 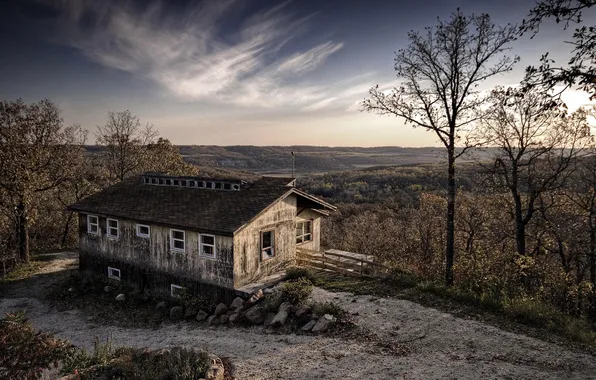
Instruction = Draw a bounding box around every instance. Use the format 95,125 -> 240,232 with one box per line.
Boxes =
67,175 -> 334,236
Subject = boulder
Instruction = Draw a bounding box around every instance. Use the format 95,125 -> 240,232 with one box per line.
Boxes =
230,297 -> 245,310
263,312 -> 276,327
169,306 -> 184,321
208,315 -> 220,326
270,302 -> 291,327
219,314 -> 229,325
311,315 -> 335,333
155,301 -> 167,312
301,319 -> 317,331
214,303 -> 228,317
245,289 -> 264,308
263,288 -> 275,295
228,312 -> 242,324
294,305 -> 311,318
184,307 -> 198,320
115,293 -> 125,302
103,286 -> 113,293
244,306 -> 265,325
196,310 -> 209,322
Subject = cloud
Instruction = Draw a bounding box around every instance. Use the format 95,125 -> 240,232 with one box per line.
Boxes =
43,0 -> 356,109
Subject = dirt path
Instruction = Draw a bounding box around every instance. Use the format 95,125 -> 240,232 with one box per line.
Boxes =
1,255 -> 596,379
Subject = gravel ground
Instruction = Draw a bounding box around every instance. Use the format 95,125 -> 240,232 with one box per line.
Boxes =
1,253 -> 596,380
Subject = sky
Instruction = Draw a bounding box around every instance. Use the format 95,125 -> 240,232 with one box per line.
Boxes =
0,0 -> 593,146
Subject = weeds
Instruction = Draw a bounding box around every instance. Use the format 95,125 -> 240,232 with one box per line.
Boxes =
0,261 -> 47,283
281,277 -> 313,305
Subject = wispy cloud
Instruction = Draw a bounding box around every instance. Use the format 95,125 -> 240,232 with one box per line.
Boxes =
43,0 -> 361,110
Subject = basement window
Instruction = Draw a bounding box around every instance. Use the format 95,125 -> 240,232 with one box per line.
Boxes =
199,234 -> 216,259
261,230 -> 275,260
170,229 -> 185,252
87,215 -> 99,235
188,180 -> 196,187
296,221 -> 312,244
107,219 -> 119,239
136,224 -> 150,238
107,266 -> 121,281
170,284 -> 185,298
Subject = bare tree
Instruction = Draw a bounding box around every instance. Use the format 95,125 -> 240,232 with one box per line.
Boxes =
521,0 -> 596,97
480,86 -> 593,257
362,10 -> 518,286
96,110 -> 158,182
0,99 -> 86,263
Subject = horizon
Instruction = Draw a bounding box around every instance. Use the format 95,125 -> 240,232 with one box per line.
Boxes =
2,0 -> 595,147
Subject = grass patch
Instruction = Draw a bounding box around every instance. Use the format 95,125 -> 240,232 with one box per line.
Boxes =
309,269 -> 596,353
0,260 -> 48,283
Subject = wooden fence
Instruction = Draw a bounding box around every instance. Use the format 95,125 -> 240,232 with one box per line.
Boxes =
296,247 -> 389,278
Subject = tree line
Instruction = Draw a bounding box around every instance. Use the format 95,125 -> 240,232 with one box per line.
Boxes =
0,104 -> 195,273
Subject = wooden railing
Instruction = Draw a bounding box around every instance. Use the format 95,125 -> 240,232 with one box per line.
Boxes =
296,247 -> 389,278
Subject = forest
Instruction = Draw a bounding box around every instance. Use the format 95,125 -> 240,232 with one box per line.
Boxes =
1,0 -> 596,335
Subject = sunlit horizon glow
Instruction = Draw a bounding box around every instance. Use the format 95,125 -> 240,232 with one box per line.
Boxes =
0,0 -> 591,147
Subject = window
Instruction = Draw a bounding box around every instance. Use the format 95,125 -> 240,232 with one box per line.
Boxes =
206,182 -> 214,189
199,234 -> 216,258
171,284 -> 185,298
107,267 -> 121,281
181,180 -> 187,187
188,180 -> 196,187
165,179 -> 172,186
232,184 -> 240,191
151,178 -> 157,184
158,178 -> 164,185
107,219 -> 119,239
197,181 -> 205,188
173,179 -> 180,186
87,215 -> 99,235
223,183 -> 231,190
214,182 -> 222,189
136,224 -> 150,238
144,177 -> 150,184
296,221 -> 312,244
261,230 -> 275,260
170,229 -> 185,252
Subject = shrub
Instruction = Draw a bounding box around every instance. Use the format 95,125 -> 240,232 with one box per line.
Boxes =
285,267 -> 318,284
0,311 -> 74,380
312,301 -> 348,321
281,277 -> 313,305
61,336 -> 118,375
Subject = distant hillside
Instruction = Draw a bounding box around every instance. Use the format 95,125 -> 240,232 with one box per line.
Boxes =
175,145 -> 494,174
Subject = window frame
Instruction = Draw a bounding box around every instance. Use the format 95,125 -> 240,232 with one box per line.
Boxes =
296,220 -> 313,245
136,224 -> 150,238
170,228 -> 186,253
107,266 -> 121,281
106,218 -> 119,239
87,214 -> 99,235
199,234 -> 217,259
261,229 -> 275,260
170,284 -> 185,298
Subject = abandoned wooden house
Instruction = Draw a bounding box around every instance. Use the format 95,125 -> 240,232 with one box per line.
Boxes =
67,174 -> 335,301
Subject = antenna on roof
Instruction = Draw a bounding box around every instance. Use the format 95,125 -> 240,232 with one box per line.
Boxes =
291,151 -> 295,179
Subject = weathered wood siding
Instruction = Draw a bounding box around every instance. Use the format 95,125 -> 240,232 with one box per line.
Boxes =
296,209 -> 322,251
78,214 -> 234,289
232,195 -> 297,288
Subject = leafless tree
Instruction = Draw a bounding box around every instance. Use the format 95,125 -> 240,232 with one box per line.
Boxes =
480,86 -> 593,257
96,110 -> 158,182
0,99 -> 86,263
361,10 -> 518,286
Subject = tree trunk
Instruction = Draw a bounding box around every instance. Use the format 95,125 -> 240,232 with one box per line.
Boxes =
589,210 -> 596,287
61,211 -> 74,248
445,145 -> 456,287
16,199 -> 30,264
511,187 -> 526,256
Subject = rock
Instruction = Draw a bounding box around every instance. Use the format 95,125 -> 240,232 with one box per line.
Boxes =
208,315 -> 220,326
196,310 -> 209,322
244,306 -> 265,325
312,316 -> 334,333
169,306 -> 184,321
230,297 -> 245,310
246,289 -> 264,307
323,313 -> 337,322
296,313 -> 312,326
155,301 -> 167,312
294,305 -> 311,318
214,303 -> 228,317
270,302 -> 291,327
219,314 -> 229,325
263,288 -> 275,294
104,286 -> 113,293
68,287 -> 75,293
263,312 -> 276,327
301,319 -> 317,331
115,293 -> 125,302
184,307 -> 198,319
